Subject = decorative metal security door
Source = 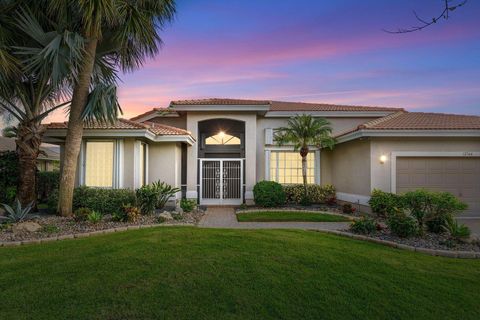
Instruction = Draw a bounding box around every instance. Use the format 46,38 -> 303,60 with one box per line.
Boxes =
200,159 -> 243,205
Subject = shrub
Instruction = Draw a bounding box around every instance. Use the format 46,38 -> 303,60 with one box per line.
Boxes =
443,217 -> 470,242
283,184 -> 336,204
171,212 -> 183,220
0,151 -> 18,204
151,181 -> 180,209
42,225 -> 60,234
325,196 -> 337,206
86,211 -> 103,224
37,170 -> 60,202
342,203 -> 356,214
123,205 -> 141,222
253,181 -> 286,207
180,198 -> 196,212
402,189 -> 467,233
73,207 -> 92,222
0,200 -> 34,224
386,210 -> 418,238
135,185 -> 158,215
350,217 -> 376,234
73,186 -> 136,215
369,189 -> 403,217
46,189 -> 59,214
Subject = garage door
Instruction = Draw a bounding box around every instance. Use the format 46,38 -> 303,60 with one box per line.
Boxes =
396,157 -> 480,218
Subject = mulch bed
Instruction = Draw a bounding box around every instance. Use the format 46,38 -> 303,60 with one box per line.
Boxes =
0,209 -> 205,243
344,228 -> 480,252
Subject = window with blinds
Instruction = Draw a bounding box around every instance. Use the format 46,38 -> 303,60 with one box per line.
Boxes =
85,141 -> 114,188
270,151 -> 315,184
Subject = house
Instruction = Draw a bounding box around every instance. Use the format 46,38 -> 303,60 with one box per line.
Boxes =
0,137 -> 60,171
44,98 -> 480,217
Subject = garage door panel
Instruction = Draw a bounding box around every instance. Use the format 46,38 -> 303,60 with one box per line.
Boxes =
396,157 -> 480,218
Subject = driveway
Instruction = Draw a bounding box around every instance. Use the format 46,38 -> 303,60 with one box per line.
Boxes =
199,207 -> 351,231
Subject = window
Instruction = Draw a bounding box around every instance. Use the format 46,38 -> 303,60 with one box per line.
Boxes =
205,132 -> 241,145
270,151 -> 315,184
85,141 -> 114,187
139,143 -> 147,186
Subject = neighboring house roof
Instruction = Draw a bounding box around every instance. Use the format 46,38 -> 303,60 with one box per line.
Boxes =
170,98 -> 403,113
0,137 -> 60,160
336,111 -> 480,142
45,119 -> 195,145
129,108 -> 178,121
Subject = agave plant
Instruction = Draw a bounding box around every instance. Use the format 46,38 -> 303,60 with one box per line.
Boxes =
0,199 -> 34,224
443,216 -> 471,242
151,181 -> 180,209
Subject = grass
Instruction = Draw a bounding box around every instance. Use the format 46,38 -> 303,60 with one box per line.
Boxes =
0,227 -> 479,319
237,210 -> 350,222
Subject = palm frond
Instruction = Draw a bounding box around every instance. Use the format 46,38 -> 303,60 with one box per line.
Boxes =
81,83 -> 122,125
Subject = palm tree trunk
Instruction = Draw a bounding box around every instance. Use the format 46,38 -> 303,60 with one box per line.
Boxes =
301,155 -> 308,199
57,38 -> 98,216
300,146 -> 309,201
16,121 -> 45,207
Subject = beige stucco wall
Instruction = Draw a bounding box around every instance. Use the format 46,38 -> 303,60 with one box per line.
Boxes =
148,142 -> 182,190
185,112 -> 257,202
370,137 -> 480,192
330,139 -> 371,196
255,116 -> 376,182
148,116 -> 187,129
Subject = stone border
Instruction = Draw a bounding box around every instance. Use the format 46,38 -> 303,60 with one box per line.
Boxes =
236,208 -> 357,221
0,223 -> 194,247
315,229 -> 480,259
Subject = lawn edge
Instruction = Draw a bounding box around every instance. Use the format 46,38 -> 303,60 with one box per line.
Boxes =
313,229 -> 480,259
0,223 -> 195,247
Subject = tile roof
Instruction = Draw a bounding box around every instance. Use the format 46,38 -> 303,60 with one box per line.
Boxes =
335,111 -> 480,138
361,112 -> 480,130
47,119 -> 191,136
170,98 -> 403,112
129,107 -> 177,121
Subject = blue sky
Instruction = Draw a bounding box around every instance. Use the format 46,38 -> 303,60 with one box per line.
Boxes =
54,0 -> 480,121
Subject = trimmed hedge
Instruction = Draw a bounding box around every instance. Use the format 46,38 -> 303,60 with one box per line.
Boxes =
72,186 -> 136,215
368,189 -> 403,217
253,181 -> 286,207
283,184 -> 335,204
0,151 -> 18,204
37,171 -> 60,202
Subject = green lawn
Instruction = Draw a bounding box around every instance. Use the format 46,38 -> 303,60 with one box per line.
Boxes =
0,227 -> 479,320
237,210 -> 351,222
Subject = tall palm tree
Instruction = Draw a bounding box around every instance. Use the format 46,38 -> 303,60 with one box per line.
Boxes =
0,5 -> 121,207
35,0 -> 176,216
276,115 -> 335,201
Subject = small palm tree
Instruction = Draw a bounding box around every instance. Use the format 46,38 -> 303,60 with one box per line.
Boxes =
276,115 -> 335,201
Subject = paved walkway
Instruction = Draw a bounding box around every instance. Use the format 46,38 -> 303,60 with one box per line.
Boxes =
199,207 -> 351,231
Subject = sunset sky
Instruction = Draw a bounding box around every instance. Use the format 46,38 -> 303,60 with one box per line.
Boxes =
49,0 -> 480,122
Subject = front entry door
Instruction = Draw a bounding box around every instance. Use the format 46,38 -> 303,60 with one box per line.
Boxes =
200,159 -> 243,205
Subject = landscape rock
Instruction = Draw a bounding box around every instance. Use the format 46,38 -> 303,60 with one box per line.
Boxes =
12,221 -> 42,233
159,211 -> 173,221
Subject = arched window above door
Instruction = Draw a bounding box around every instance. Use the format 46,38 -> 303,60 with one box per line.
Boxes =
205,132 -> 241,145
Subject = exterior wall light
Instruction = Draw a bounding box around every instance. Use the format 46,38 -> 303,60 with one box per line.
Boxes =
380,155 -> 387,164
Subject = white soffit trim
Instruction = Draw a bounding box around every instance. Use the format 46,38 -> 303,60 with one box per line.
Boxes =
264,111 -> 395,118
336,129 -> 480,143
45,129 -> 195,145
171,104 -> 270,112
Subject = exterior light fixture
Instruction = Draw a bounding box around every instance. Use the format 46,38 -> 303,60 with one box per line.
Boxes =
380,155 -> 387,164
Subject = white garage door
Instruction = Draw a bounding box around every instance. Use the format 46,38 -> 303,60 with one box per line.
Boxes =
396,157 -> 480,218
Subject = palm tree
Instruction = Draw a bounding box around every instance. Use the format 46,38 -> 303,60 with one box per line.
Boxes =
0,5 -> 121,207
276,115 -> 335,201
34,0 -> 176,216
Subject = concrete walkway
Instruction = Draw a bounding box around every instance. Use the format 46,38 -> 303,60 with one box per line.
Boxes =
199,207 -> 351,231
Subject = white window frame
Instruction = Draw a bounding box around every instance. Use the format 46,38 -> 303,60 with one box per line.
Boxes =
264,147 -> 321,184
80,139 -> 123,188
134,141 -> 149,188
